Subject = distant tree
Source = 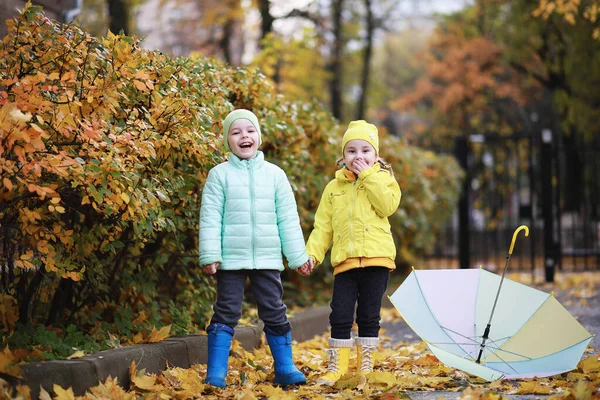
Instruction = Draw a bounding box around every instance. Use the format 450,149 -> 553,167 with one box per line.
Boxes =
368,29 -> 428,137
107,0 -> 129,34
534,0 -> 600,39
355,0 -> 398,120
390,16 -> 534,149
329,0 -> 345,119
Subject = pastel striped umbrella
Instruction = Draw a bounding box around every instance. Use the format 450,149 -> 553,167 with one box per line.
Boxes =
389,226 -> 593,381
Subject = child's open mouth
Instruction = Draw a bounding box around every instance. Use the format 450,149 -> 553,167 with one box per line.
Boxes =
240,143 -> 253,148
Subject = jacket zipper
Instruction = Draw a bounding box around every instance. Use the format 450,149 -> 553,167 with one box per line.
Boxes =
248,162 -> 256,268
349,180 -> 356,256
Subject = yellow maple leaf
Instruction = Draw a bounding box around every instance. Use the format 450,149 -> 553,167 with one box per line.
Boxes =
53,385 -> 75,400
566,372 -> 588,381
66,350 -> 85,359
579,355 -> 600,373
570,380 -> 595,400
131,373 -> 158,391
167,367 -> 205,395
367,370 -> 397,387
516,381 -> 551,394
146,325 -> 171,343
234,390 -> 257,400
90,377 -> 136,400
0,346 -> 23,378
416,376 -> 454,389
254,383 -> 297,399
38,386 -> 52,400
132,331 -> 144,344
335,372 -> 367,390
413,354 -> 439,366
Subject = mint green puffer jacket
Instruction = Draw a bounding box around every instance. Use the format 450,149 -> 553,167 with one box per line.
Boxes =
199,151 -> 309,270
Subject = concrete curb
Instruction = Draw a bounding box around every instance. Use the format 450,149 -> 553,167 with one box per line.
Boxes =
20,306 -> 330,398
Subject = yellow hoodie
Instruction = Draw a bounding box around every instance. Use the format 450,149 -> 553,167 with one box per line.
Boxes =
306,163 -> 401,275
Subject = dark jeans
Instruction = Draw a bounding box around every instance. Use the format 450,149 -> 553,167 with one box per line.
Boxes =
210,269 -> 291,335
330,267 -> 390,339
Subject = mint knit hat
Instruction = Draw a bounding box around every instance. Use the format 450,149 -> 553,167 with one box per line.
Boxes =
222,109 -> 262,151
341,120 -> 379,154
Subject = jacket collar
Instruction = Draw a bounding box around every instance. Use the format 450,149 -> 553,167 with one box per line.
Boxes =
335,162 -> 381,182
228,151 -> 265,170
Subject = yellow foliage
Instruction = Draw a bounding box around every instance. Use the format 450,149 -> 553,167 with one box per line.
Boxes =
579,355 -> 600,373
334,372 -> 367,390
516,381 -> 552,395
66,350 -> 86,359
0,346 -> 23,378
0,295 -> 18,333
53,385 -> 76,400
145,325 -> 171,343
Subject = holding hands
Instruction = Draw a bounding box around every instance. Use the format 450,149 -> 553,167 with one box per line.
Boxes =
297,257 -> 314,276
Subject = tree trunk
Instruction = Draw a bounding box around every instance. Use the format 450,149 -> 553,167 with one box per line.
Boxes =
107,0 -> 129,35
220,19 -> 233,65
329,0 -> 344,120
18,269 -> 45,325
258,0 -> 275,41
46,278 -> 74,325
357,0 -> 374,120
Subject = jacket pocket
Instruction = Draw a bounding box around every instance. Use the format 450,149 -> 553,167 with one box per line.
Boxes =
368,225 -> 393,235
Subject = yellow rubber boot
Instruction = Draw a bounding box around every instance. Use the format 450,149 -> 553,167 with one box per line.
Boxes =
355,337 -> 379,373
317,338 -> 353,385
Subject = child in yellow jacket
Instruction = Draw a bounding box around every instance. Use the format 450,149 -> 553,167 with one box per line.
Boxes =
299,120 -> 401,384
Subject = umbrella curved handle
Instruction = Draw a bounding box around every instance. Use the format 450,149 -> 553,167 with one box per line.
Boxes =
509,225 -> 529,255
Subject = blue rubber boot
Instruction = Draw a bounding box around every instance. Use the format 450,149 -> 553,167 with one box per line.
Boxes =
266,332 -> 307,386
205,323 -> 234,388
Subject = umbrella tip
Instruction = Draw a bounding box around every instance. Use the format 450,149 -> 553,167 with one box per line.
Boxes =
551,291 -> 555,296
411,266 -> 415,270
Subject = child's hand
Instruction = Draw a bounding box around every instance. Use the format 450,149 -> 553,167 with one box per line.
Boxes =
298,257 -> 314,276
203,262 -> 219,274
351,159 -> 370,175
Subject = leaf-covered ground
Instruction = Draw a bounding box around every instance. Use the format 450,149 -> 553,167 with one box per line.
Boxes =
5,331 -> 598,400
2,271 -> 600,399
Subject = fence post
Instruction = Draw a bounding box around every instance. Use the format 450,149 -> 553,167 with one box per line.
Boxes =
541,129 -> 557,282
455,135 -> 470,269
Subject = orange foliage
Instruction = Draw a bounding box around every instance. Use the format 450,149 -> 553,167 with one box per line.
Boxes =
392,26 -> 536,142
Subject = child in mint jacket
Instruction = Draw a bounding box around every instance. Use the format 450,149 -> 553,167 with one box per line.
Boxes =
199,109 -> 312,388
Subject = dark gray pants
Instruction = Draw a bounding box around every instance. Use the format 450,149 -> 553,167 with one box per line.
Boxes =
330,267 -> 390,339
210,269 -> 291,335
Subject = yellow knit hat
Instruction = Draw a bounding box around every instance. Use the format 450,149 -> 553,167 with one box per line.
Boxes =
341,120 -> 379,154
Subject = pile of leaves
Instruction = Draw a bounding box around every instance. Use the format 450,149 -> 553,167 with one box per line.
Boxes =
2,327 -> 598,399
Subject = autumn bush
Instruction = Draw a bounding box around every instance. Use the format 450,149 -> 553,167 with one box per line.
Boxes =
0,4 -> 462,358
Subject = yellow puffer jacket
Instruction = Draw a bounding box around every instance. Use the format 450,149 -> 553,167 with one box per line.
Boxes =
306,163 -> 401,275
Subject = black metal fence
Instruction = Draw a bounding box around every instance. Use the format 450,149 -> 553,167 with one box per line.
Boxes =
424,131 -> 600,280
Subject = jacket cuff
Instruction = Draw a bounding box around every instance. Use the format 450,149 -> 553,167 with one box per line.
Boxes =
288,254 -> 309,269
199,255 -> 222,265
358,165 -> 377,180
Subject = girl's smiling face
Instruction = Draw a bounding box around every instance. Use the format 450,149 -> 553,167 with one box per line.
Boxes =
343,139 -> 377,175
228,118 -> 259,159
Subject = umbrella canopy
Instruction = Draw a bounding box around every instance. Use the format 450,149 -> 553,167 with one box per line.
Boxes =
389,267 -> 593,380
